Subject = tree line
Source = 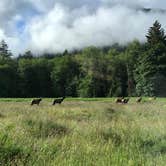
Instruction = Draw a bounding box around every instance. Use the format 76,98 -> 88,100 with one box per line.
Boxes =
0,20 -> 166,97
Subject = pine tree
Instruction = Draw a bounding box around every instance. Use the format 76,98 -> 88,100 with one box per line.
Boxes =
146,20 -> 166,45
0,40 -> 11,58
135,21 -> 166,96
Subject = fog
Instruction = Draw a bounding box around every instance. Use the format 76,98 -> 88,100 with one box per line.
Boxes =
0,0 -> 166,55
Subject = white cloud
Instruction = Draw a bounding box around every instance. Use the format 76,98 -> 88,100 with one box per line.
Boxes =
0,0 -> 166,55
28,4 -> 166,54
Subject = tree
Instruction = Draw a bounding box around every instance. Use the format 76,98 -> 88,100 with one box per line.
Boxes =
0,60 -> 19,97
0,40 -> 12,59
107,51 -> 128,97
146,20 -> 166,45
125,40 -> 142,96
135,21 -> 166,96
18,58 -> 53,97
0,40 -> 18,97
51,56 -> 80,97
78,47 -> 112,97
18,50 -> 33,59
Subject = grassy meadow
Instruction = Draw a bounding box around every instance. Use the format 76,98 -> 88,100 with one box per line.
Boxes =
0,98 -> 166,165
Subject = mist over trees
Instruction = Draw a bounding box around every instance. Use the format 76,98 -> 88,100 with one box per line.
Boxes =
0,20 -> 166,97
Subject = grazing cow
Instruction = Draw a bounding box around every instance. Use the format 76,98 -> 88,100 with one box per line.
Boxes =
52,97 -> 65,105
136,97 -> 142,103
116,97 -> 124,103
122,98 -> 129,104
31,98 -> 42,106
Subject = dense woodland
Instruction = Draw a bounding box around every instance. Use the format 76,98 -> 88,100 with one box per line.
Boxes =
0,20 -> 166,97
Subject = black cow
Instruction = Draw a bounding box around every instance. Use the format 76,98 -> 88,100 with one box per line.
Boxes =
52,97 -> 65,105
31,98 -> 42,106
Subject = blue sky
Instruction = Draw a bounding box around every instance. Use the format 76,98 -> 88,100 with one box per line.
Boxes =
0,0 -> 166,55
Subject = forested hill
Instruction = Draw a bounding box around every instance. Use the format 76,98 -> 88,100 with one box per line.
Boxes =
0,20 -> 166,98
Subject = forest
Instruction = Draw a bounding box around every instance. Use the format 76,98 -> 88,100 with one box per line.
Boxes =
0,20 -> 166,98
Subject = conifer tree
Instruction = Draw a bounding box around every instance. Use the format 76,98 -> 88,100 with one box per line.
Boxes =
135,20 -> 166,96
146,20 -> 166,45
0,40 -> 11,58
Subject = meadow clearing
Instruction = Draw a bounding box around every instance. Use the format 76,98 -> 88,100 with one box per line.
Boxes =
0,98 -> 165,166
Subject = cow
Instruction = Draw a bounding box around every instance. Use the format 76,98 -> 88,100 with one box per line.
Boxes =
52,97 -> 65,105
136,97 -> 142,103
31,98 -> 42,106
115,97 -> 124,103
122,98 -> 129,104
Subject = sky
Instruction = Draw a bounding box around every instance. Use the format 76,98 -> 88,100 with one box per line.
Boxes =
0,0 -> 166,55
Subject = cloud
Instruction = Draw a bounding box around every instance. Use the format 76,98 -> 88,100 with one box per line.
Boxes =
28,4 -> 166,54
0,0 -> 166,55
102,0 -> 166,9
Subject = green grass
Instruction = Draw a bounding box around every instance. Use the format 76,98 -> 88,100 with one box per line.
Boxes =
0,98 -> 165,165
0,97 -> 165,102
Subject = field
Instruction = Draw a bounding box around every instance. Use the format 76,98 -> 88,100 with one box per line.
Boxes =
0,98 -> 166,166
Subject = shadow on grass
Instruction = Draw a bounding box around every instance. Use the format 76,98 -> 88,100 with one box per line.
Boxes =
101,128 -> 122,146
140,136 -> 166,155
23,119 -> 70,139
0,113 -> 5,118
105,108 -> 116,118
0,133 -> 30,165
65,110 -> 93,122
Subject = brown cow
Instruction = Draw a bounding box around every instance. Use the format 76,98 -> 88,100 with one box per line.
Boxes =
122,98 -> 129,104
115,97 -> 124,103
31,98 -> 42,106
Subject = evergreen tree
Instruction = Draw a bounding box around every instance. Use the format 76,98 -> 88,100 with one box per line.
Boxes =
135,20 -> 166,96
146,20 -> 166,45
21,50 -> 33,59
0,40 -> 11,58
125,40 -> 142,96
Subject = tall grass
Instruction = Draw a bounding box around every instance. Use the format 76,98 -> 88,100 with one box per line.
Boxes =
0,99 -> 165,165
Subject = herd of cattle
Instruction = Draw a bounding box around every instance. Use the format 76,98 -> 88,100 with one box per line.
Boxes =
31,97 -> 65,105
30,96 -> 156,106
115,97 -> 156,104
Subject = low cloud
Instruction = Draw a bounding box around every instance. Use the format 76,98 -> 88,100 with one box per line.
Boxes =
0,0 -> 165,55
28,4 -> 166,54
